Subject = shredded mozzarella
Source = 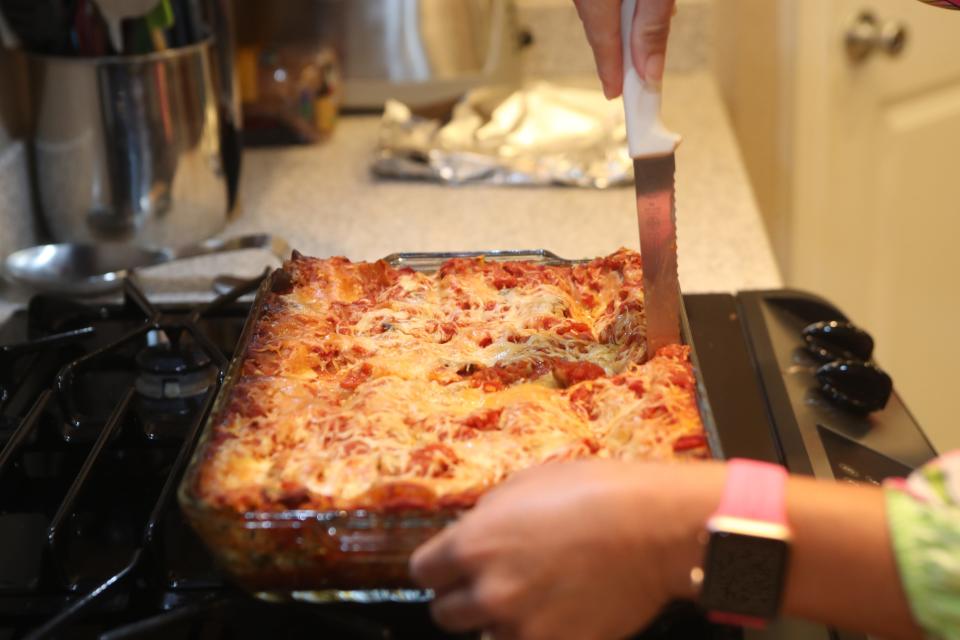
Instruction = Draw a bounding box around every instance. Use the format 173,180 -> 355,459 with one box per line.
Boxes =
195,249 -> 707,512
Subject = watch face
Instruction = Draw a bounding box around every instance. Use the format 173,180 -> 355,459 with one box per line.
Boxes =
700,531 -> 790,619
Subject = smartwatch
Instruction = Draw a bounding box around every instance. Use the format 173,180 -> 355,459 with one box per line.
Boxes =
694,458 -> 792,628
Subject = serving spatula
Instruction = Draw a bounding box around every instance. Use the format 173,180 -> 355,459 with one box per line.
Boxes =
621,0 -> 682,358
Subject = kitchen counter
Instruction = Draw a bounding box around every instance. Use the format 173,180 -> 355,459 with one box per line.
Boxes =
0,71 -> 780,322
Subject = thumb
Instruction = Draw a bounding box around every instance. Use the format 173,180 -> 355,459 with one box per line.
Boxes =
630,0 -> 676,84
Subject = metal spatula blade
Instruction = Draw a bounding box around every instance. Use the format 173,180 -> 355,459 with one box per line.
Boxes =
621,0 -> 682,357
633,153 -> 680,355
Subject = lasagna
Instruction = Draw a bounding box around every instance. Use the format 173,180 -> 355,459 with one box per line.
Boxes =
193,248 -> 708,515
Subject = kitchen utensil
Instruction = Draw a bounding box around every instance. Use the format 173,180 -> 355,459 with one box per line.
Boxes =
0,6 -> 19,48
202,0 -> 242,209
621,0 -> 681,357
0,0 -> 73,54
118,0 -> 174,55
144,0 -> 174,51
0,0 -> 72,55
26,39 -> 230,249
71,0 -> 112,57
3,233 -> 291,295
92,0 -> 161,53
167,0 -> 203,47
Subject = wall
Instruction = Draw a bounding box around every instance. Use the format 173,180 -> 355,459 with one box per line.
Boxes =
515,0 -> 715,79
712,0 -> 794,274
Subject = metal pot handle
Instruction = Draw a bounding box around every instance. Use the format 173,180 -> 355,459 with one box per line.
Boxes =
170,234 -> 292,262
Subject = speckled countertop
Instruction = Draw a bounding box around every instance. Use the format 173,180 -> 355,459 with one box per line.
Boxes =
0,70 -> 781,322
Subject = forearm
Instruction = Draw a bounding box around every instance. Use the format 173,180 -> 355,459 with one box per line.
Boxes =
660,464 -> 921,639
781,476 -> 920,639
411,460 -> 926,639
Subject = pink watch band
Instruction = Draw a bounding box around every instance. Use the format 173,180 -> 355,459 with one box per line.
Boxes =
707,459 -> 789,629
712,458 -> 789,525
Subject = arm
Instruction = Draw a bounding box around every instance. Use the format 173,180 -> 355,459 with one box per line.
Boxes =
410,460 -> 922,640
573,0 -> 676,98
778,475 -> 917,637
665,466 -> 921,639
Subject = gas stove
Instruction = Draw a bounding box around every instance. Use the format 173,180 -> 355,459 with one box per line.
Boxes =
0,280 -> 935,639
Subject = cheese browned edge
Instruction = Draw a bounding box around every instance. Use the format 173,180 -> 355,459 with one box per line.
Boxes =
191,248 -> 708,514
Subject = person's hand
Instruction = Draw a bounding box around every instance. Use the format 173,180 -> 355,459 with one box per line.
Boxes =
409,460 -> 726,640
573,0 -> 677,98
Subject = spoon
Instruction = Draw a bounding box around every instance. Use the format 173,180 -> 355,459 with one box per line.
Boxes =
4,234 -> 291,296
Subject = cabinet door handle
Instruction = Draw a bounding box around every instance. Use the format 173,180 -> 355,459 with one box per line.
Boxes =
846,11 -> 908,63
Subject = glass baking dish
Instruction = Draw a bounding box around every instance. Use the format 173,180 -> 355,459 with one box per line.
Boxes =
177,250 -> 721,604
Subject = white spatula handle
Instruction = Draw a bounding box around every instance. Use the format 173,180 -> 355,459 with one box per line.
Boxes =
621,0 -> 680,158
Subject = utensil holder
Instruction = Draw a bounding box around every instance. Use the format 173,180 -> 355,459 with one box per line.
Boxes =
26,40 -> 231,249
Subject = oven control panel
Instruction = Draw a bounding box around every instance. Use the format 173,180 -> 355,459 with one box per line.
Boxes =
818,424 -> 913,485
737,290 -> 936,482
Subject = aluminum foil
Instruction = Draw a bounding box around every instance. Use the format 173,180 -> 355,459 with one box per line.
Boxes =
373,82 -> 632,188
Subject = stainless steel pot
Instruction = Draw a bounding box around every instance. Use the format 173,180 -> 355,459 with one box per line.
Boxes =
234,0 -> 527,110
26,40 -> 231,249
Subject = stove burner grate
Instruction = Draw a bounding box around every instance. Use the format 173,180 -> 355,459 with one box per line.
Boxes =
0,276 -> 741,640
135,334 -> 218,401
0,276 -> 262,639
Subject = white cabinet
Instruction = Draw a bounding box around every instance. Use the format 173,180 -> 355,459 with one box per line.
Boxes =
716,0 -> 960,450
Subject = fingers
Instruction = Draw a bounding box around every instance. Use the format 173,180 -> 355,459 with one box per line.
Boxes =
483,627 -> 520,640
573,0 -> 677,96
411,522 -> 525,635
429,588 -> 492,632
572,0 -> 623,99
630,0 -> 676,84
428,575 -> 527,635
409,526 -> 468,593
412,532 -> 510,635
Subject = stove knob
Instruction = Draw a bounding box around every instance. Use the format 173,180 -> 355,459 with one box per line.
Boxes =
815,360 -> 892,413
802,320 -> 875,362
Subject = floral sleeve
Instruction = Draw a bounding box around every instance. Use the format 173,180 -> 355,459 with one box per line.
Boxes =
885,451 -> 960,639
916,1 -> 960,9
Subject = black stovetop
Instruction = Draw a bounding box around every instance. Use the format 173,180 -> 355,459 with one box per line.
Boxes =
0,279 -> 935,639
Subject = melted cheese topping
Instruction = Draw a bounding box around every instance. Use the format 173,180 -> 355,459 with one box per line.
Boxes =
194,249 -> 708,513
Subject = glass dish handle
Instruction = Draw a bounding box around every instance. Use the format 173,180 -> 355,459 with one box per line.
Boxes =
382,249 -> 581,272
